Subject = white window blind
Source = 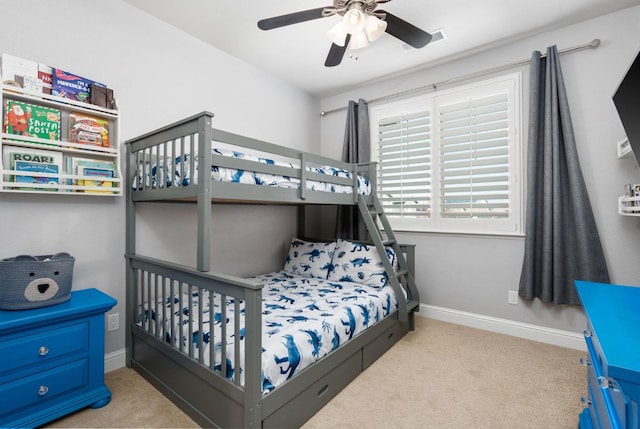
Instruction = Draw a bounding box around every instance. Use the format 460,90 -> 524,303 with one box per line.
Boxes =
377,110 -> 432,218
438,93 -> 511,219
370,73 -> 522,235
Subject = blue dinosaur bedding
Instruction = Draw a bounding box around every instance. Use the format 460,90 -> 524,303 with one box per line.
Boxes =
137,270 -> 397,395
134,148 -> 371,195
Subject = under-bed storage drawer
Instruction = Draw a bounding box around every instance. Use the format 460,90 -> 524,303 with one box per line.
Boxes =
263,349 -> 362,429
363,321 -> 405,369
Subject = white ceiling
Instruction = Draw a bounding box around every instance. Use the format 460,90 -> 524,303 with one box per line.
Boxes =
123,0 -> 640,98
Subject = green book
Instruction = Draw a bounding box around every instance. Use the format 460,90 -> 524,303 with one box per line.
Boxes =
4,100 -> 60,143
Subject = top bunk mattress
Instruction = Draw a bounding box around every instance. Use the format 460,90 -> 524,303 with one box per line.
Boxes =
133,147 -> 371,196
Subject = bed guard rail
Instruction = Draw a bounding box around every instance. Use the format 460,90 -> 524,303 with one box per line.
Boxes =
125,111 -> 376,204
125,253 -> 263,422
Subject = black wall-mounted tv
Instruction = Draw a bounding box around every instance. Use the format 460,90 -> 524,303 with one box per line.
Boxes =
614,49 -> 640,166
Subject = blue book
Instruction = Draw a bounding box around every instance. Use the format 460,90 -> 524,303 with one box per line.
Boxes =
13,160 -> 59,191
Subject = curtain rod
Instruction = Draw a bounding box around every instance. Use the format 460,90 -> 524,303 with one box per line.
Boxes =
320,38 -> 601,116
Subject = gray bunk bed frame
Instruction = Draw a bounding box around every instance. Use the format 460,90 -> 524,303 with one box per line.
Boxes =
125,111 -> 420,428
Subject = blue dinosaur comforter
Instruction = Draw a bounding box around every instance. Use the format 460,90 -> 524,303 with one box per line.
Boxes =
137,270 -> 398,395
133,148 -> 371,195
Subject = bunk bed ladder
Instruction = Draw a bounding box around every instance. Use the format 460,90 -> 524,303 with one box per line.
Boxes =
357,195 -> 420,328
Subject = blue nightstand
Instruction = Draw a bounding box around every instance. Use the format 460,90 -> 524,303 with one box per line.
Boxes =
0,288 -> 116,428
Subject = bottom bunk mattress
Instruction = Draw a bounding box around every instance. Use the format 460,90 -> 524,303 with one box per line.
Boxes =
137,270 -> 398,395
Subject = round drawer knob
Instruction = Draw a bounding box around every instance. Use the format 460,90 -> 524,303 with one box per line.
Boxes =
598,376 -> 611,389
38,385 -> 49,396
38,346 -> 49,356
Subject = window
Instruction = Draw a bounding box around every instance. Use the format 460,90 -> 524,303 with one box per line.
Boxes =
370,73 -> 522,235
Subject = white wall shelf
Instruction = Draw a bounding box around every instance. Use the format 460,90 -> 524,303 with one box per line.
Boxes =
619,195 -> 640,216
617,136 -> 640,216
0,75 -> 121,197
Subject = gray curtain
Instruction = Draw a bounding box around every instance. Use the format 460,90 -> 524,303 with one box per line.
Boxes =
336,98 -> 370,240
519,46 -> 609,305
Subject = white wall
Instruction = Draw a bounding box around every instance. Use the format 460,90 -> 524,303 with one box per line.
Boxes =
0,0 -> 320,355
320,6 -> 640,334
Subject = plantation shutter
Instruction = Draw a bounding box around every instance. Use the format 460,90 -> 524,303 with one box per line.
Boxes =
438,93 -> 511,219
376,110 -> 431,218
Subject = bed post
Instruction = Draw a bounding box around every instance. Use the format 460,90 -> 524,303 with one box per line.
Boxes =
299,152 -> 307,201
125,140 -> 135,367
243,287 -> 263,427
196,113 -> 214,272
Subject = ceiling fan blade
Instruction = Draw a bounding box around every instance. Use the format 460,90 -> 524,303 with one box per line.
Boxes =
325,34 -> 351,67
258,7 -> 328,30
379,10 -> 432,48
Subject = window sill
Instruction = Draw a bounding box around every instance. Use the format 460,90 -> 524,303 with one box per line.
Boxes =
392,228 -> 526,240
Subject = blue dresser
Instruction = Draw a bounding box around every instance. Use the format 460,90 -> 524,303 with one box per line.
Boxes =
0,288 -> 116,428
576,280 -> 640,429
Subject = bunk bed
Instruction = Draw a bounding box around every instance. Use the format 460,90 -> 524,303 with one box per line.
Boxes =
125,111 -> 420,428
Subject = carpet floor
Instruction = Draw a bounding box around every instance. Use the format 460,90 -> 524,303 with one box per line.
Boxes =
46,316 -> 586,428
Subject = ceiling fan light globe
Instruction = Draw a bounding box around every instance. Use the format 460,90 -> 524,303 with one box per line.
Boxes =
342,9 -> 366,34
364,15 -> 387,42
327,21 -> 348,46
350,30 -> 369,50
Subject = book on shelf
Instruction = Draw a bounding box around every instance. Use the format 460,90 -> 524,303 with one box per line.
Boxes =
68,113 -> 110,149
90,83 -> 115,109
38,63 -> 52,95
51,68 -> 106,104
67,157 -> 117,193
1,54 -> 38,89
3,100 -> 60,144
13,160 -> 59,191
1,53 -> 50,94
2,145 -> 63,191
77,165 -> 115,194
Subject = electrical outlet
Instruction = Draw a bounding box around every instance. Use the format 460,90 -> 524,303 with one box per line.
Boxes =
508,290 -> 519,305
107,313 -> 119,332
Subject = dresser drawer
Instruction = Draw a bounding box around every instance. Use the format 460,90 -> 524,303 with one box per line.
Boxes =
0,358 -> 88,418
586,333 -> 626,428
580,407 -> 595,429
0,322 -> 89,376
609,379 -> 634,429
587,358 -> 611,428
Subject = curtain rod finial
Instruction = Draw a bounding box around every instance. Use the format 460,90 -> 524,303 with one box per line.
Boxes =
590,39 -> 601,48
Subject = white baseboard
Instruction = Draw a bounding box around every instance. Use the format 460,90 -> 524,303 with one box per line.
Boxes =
418,303 -> 586,351
105,348 -> 127,373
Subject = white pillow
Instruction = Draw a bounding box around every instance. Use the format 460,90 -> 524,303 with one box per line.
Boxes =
328,239 -> 397,288
283,238 -> 336,279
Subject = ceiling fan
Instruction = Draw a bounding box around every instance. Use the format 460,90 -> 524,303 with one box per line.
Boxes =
258,0 -> 433,67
